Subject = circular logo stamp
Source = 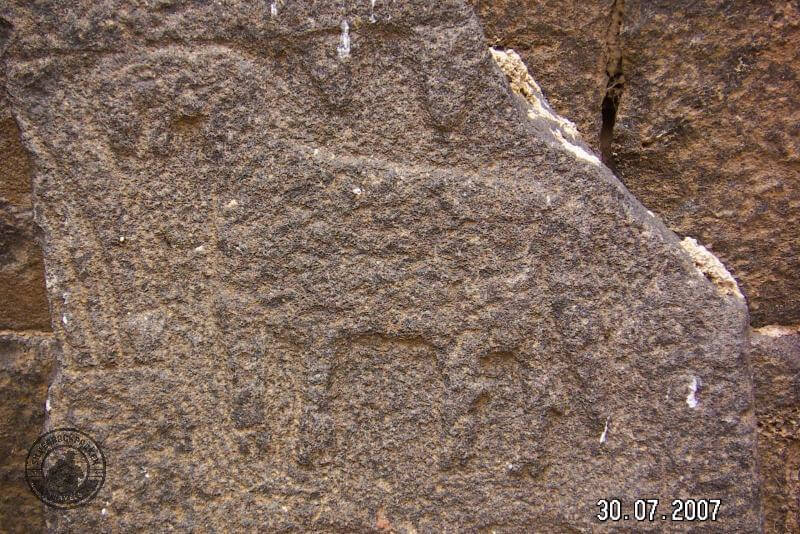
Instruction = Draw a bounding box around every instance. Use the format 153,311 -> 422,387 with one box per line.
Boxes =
25,428 -> 106,509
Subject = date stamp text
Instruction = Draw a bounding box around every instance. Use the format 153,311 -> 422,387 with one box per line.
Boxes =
596,499 -> 720,522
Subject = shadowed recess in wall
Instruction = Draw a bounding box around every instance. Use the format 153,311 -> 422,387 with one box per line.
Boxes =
600,0 -> 625,168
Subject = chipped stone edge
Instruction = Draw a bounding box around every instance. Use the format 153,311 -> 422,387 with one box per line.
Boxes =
489,47 -> 601,167
679,237 -> 743,299
489,49 -> 748,308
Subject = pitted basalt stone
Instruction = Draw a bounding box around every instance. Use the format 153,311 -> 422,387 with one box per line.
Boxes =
472,0 -> 800,327
0,100 -> 51,331
0,333 -> 57,533
751,329 -> 800,532
2,1 -> 761,531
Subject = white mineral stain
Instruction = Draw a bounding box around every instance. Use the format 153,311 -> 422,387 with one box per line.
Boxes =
61,293 -> 69,324
506,270 -> 529,286
686,376 -> 700,409
680,237 -> 743,299
337,20 -> 350,59
370,0 -> 377,22
119,236 -> 125,243
754,323 -> 800,338
45,397 -> 51,412
194,244 -> 206,253
352,187 -> 363,195
599,416 -> 611,443
270,1 -> 277,17
554,129 -> 602,166
490,47 -> 600,167
224,199 -> 239,210
101,508 -> 108,516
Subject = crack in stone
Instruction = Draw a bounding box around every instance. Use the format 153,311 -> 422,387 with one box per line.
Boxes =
600,0 -> 625,168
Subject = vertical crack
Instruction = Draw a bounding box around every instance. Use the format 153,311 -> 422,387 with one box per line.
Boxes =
1,17 -> 14,102
600,0 -> 625,169
0,17 -> 12,37
0,17 -> 12,54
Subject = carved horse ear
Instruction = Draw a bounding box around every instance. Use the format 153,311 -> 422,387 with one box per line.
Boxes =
419,26 -> 485,133
290,25 -> 355,111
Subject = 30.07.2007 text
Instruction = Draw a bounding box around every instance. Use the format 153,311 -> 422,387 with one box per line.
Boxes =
596,498 -> 721,522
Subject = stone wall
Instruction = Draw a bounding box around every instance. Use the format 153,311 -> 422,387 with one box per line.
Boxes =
751,328 -> 800,533
472,0 -> 800,328
0,91 -> 50,331
0,333 -> 56,533
0,0 -> 796,531
472,3 -> 800,528
0,26 -> 52,530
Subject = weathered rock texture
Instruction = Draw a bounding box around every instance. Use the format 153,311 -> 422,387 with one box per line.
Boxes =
473,0 -> 800,328
751,328 -> 800,533
0,333 -> 56,533
469,0 -> 613,150
0,76 -> 51,331
617,1 -> 800,327
0,23 -> 52,529
2,1 -> 762,531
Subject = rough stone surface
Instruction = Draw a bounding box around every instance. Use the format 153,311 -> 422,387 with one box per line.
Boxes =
616,1 -> 800,327
751,329 -> 800,533
0,82 -> 51,331
2,1 -> 762,531
469,0 -> 612,149
473,1 -> 800,327
0,332 -> 56,533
